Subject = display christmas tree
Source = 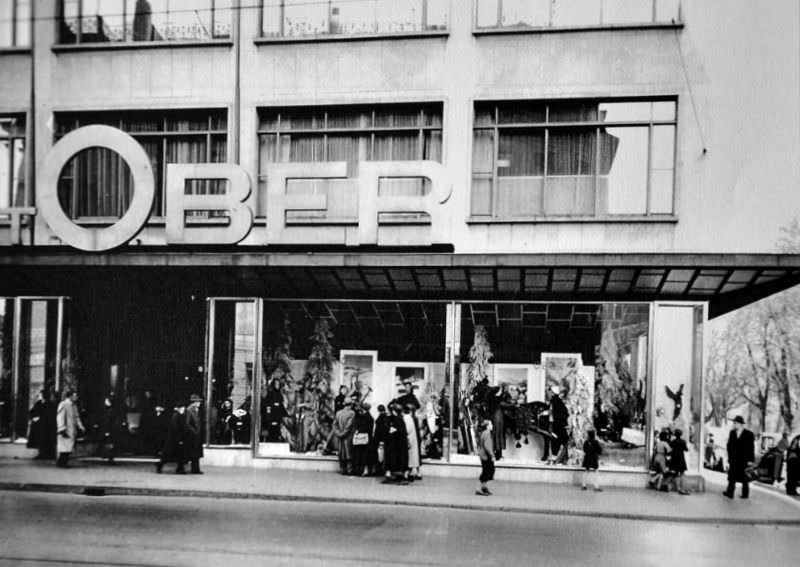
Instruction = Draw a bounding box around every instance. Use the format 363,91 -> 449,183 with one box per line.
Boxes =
262,318 -> 296,448
300,319 -> 335,453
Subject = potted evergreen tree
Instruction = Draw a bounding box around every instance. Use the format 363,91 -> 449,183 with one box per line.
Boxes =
299,319 -> 335,454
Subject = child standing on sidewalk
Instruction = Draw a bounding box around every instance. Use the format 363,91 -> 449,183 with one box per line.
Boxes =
476,419 -> 495,496
581,429 -> 603,492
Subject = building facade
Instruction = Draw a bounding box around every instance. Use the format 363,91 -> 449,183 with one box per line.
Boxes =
1,0 -> 799,483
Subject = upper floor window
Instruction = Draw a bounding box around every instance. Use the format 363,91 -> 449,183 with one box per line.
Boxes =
257,103 -> 443,220
0,116 -> 25,218
471,100 -> 676,219
56,109 -> 227,220
475,0 -> 680,30
60,0 -> 233,44
0,0 -> 30,47
261,0 -> 448,39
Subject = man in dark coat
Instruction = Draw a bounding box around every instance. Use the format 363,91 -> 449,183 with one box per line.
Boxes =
724,415 -> 755,499
185,393 -> 204,474
156,401 -> 187,474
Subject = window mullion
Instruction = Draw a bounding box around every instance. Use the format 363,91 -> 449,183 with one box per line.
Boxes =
491,107 -> 499,218
594,127 -> 600,217
646,121 -> 653,215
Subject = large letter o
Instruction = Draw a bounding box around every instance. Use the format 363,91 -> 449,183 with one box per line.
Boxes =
38,125 -> 155,251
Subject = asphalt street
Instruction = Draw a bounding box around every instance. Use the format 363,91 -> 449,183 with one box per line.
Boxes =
1,490 -> 798,567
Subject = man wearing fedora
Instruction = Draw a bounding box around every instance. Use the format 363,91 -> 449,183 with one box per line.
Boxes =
186,393 -> 204,474
724,415 -> 755,499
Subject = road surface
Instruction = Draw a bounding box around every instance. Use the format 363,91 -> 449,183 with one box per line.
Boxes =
0,490 -> 797,566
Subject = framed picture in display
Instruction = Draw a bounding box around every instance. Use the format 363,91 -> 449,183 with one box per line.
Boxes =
339,350 -> 377,400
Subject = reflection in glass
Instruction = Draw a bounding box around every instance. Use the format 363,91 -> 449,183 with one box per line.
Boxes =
456,303 -> 650,470
16,300 -> 59,441
209,301 -> 255,446
0,299 -> 14,440
259,301 -> 447,462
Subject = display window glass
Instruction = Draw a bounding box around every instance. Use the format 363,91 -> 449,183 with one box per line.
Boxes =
256,300 -> 447,462
454,302 -> 651,470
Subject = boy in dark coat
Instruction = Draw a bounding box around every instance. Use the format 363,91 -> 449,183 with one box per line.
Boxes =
724,416 -> 755,499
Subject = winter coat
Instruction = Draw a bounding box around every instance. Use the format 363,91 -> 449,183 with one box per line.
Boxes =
185,404 -> 204,460
669,437 -> 688,474
582,437 -> 602,470
351,411 -> 374,468
727,428 -> 755,482
332,406 -> 356,463
385,414 -> 409,473
27,399 -> 46,449
56,398 -> 84,454
161,410 -> 188,462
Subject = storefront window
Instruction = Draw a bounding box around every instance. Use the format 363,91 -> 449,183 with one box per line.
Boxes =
455,302 -> 650,470
208,300 -> 257,446
257,300 -> 447,461
15,300 -> 60,440
0,298 -> 14,441
653,303 -> 704,471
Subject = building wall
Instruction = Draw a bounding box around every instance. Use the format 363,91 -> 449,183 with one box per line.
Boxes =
1,1 -> 798,253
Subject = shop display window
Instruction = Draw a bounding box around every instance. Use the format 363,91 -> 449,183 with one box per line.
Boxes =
256,300 -> 447,460
208,300 -> 257,447
455,302 -> 651,470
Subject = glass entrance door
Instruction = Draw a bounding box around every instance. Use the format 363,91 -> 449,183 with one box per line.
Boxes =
205,299 -> 260,448
0,297 -> 68,444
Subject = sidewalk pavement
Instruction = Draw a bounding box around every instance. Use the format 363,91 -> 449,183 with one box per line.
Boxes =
1,456 -> 798,525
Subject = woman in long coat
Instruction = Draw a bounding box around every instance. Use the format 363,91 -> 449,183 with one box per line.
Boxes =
382,403 -> 409,484
351,403 -> 374,476
56,390 -> 85,468
27,390 -> 47,452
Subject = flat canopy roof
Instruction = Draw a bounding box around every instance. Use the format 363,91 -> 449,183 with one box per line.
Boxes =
1,250 -> 798,317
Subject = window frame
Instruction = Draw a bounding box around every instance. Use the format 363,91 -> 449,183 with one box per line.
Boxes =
0,0 -> 30,48
473,0 -> 683,33
55,109 -> 228,222
257,0 -> 450,42
470,98 -> 678,221
256,103 -> 444,220
0,115 -> 26,218
58,0 -> 233,46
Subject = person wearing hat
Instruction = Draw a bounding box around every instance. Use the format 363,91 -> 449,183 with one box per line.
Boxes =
373,404 -> 390,476
185,394 -> 204,474
724,415 -> 755,499
332,398 -> 356,475
156,400 -> 188,474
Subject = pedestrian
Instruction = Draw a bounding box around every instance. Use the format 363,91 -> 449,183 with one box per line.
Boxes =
98,394 -> 124,464
475,419 -> 495,496
351,402 -> 374,476
669,428 -> 690,495
723,415 -> 755,499
649,429 -> 672,491
402,402 -> 422,481
382,402 -> 408,484
56,389 -> 85,468
185,393 -> 204,474
785,434 -> 799,496
138,389 -> 157,454
581,429 -> 602,492
774,431 -> 789,485
27,390 -> 47,456
156,400 -> 188,474
332,399 -> 356,475
373,404 -> 389,476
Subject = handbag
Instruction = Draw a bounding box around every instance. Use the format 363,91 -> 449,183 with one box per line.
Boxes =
744,464 -> 759,482
353,432 -> 369,446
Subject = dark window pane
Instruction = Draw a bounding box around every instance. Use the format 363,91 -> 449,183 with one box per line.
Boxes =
498,102 -> 546,124
498,131 -> 544,176
549,102 -> 599,122
547,130 -> 596,175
